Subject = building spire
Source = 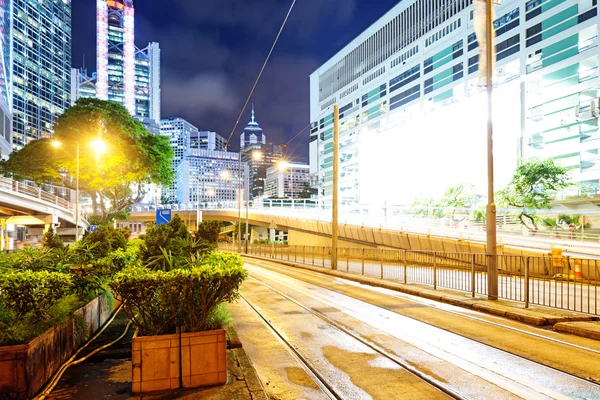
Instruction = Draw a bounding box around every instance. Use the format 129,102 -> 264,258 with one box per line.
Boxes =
251,104 -> 256,124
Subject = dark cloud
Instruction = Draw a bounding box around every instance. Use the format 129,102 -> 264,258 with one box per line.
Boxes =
72,0 -> 399,160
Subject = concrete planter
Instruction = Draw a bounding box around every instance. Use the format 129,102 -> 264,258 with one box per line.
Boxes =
0,295 -> 114,399
132,328 -> 227,394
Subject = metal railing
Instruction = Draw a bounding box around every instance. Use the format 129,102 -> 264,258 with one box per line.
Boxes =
0,177 -> 77,214
222,244 -> 600,316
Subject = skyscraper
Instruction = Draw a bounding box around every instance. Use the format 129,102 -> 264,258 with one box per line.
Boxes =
0,0 -> 12,159
11,0 -> 71,149
160,117 -> 198,203
310,0 -> 600,209
72,1 -> 160,121
239,106 -> 282,198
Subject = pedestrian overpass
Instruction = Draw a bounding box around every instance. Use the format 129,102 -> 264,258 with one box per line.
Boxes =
127,204 -> 600,258
0,177 -> 88,246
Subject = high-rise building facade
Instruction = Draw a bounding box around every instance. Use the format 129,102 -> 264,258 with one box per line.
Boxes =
191,130 -> 226,151
0,0 -> 12,159
72,1 -> 160,121
239,107 -> 282,198
310,0 -> 600,210
12,0 -> 71,149
265,163 -> 310,199
176,149 -> 242,207
160,117 -> 198,203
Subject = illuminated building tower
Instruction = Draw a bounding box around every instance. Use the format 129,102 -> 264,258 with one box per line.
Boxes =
11,0 -> 70,149
239,106 -> 282,199
74,1 -> 160,121
97,0 -> 135,114
0,0 -> 11,158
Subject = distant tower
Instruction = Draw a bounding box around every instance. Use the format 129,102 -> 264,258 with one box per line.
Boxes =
240,105 -> 266,150
97,0 -> 136,115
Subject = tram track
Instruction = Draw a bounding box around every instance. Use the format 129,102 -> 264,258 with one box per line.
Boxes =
241,258 -> 600,399
241,277 -> 464,399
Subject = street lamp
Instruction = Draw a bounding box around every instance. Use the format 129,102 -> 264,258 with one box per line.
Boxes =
52,138 -> 106,241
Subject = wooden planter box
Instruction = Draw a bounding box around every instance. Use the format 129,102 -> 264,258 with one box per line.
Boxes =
0,295 -> 115,399
132,329 -> 227,394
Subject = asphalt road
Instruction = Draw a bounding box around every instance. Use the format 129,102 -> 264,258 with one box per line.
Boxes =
232,258 -> 600,400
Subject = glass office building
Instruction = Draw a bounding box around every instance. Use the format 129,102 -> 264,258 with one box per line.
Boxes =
176,149 -> 242,207
310,0 -> 600,210
11,0 -> 71,149
82,0 -> 160,121
0,0 -> 11,158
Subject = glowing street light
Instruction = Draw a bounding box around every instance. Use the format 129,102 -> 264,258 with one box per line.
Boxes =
252,151 -> 262,160
51,138 -> 107,241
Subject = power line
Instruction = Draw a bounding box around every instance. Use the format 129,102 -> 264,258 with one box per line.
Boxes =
285,122 -> 311,146
226,0 -> 298,145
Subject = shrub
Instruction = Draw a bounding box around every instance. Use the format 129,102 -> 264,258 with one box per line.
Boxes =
0,270 -> 73,323
41,226 -> 64,249
0,247 -> 59,272
193,220 -> 222,245
81,225 -> 128,258
110,253 -> 246,336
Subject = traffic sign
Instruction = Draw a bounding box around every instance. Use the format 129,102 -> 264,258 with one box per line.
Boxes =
578,215 -> 588,225
156,209 -> 172,226
90,225 -> 98,232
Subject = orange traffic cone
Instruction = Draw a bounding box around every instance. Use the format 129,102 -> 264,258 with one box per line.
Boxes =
574,260 -> 582,280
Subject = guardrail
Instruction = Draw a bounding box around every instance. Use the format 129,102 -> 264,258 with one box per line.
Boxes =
0,178 -> 87,222
222,244 -> 600,316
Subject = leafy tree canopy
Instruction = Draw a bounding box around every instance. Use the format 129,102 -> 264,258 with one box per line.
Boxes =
498,158 -> 570,231
0,99 -> 174,220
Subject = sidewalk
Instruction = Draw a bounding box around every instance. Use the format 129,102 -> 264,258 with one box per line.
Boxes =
242,254 -> 600,340
47,313 -> 268,400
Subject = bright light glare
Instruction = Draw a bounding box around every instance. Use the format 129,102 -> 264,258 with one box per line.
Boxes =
207,188 -> 216,196
91,139 -> 107,155
51,141 -> 62,148
277,161 -> 288,172
252,151 -> 262,160
220,170 -> 231,179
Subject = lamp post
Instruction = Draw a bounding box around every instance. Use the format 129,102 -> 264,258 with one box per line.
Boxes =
52,138 -> 106,241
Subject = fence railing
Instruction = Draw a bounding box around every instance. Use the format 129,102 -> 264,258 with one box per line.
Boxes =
221,244 -> 600,316
0,177 -> 76,213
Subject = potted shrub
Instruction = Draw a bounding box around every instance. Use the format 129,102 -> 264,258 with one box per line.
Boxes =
110,253 -> 246,394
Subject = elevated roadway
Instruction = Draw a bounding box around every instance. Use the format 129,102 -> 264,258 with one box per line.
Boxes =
0,178 -> 88,242
128,205 -> 600,258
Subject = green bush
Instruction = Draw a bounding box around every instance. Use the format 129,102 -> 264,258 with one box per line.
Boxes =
141,215 -> 214,271
110,253 -> 246,336
41,226 -> 64,249
194,220 -> 222,245
0,270 -> 73,322
81,225 -> 128,258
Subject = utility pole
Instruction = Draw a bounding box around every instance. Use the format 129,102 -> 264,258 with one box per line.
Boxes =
485,0 -> 498,300
245,164 -> 250,254
332,105 -> 339,270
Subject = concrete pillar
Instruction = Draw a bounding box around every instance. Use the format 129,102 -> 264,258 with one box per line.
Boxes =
269,228 -> 276,243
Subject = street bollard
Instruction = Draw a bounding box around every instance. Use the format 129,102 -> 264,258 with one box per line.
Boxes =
433,252 -> 437,290
323,247 -> 326,268
524,257 -> 530,308
403,250 -> 408,284
303,245 -> 305,264
380,249 -> 384,279
471,254 -> 476,298
361,248 -> 365,276
294,246 -> 297,263
312,246 -> 315,266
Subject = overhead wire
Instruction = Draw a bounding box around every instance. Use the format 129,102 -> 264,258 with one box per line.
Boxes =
226,0 -> 298,145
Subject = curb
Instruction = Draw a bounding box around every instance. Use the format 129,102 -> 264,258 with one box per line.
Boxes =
241,254 -> 599,333
227,325 -> 269,400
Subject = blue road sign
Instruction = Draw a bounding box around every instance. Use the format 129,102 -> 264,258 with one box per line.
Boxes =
156,209 -> 172,226
90,225 -> 98,232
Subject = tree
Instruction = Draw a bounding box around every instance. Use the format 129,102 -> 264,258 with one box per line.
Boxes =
41,226 -> 64,249
439,184 -> 478,224
410,196 -> 443,219
498,158 -> 570,232
193,220 -> 222,245
0,99 -> 174,222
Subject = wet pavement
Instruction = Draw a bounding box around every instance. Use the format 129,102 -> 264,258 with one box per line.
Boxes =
236,258 -> 600,399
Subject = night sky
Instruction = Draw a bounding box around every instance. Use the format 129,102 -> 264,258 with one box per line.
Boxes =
72,0 -> 399,161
